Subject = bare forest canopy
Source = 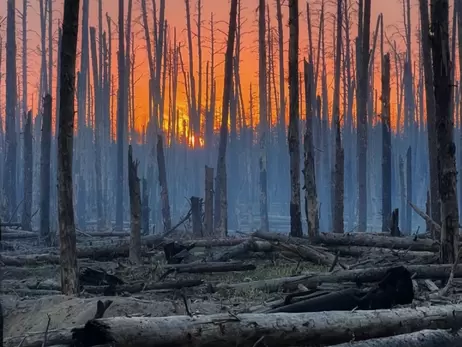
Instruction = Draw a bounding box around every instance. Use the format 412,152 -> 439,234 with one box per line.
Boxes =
0,0 -> 460,241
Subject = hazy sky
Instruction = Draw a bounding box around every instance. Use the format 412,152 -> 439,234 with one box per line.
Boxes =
0,0 -> 426,130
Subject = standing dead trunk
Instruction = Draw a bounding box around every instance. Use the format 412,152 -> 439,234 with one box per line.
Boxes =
288,0 -> 302,237
204,166 -> 214,236
303,60 -> 319,239
58,0 -> 80,296
191,196 -> 203,237
40,94 -> 52,244
419,0 -> 440,226
382,53 -> 392,232
157,134 -> 172,233
406,146 -> 412,234
258,0 -> 269,232
4,0 -> 18,220
128,145 -> 141,264
431,0 -> 460,263
399,156 -> 406,232
142,178 -> 150,235
22,111 -> 33,230
357,0 -> 371,233
22,0 -> 27,115
214,0 -> 238,237
115,0 -> 125,231
333,0 -> 344,234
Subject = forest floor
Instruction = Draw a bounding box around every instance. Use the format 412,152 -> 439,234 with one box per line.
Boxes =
2,225 -> 462,346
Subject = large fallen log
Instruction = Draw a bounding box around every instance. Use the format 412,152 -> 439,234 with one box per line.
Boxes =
4,329 -> 74,347
253,230 -> 337,266
285,264 -> 462,290
83,279 -> 204,295
72,304 -> 462,347
2,231 -> 38,239
208,239 -> 272,262
163,262 -> 256,274
330,329 -> 462,347
314,232 -> 439,252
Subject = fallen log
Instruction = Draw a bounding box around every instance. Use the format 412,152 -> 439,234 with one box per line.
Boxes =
4,329 -> 74,347
72,304 -> 462,347
314,232 -> 439,252
164,262 -> 256,274
330,329 -> 462,347
2,231 -> 38,239
285,264 -> 462,290
83,279 -> 204,295
253,230 -> 337,266
214,275 -> 308,293
408,201 -> 441,235
208,239 -> 273,262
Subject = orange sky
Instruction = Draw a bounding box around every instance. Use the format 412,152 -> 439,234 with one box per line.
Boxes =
0,0 -> 433,134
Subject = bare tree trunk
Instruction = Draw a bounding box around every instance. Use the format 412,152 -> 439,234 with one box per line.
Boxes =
333,0 -> 344,234
157,134 -> 171,232
22,0 -> 28,115
128,145 -> 141,264
22,111 -> 32,230
288,0 -> 302,237
431,0 -> 460,263
4,0 -> 18,220
406,146 -> 412,234
382,53 -> 392,232
303,60 -> 319,239
357,0 -> 371,233
142,178 -> 150,235
40,95 -> 52,244
214,0 -> 238,237
48,0 -> 53,94
116,0 -> 125,231
419,0 -> 440,226
399,156 -> 406,232
204,166 -> 214,236
191,196 -> 203,237
58,0 -> 80,296
258,0 -> 269,232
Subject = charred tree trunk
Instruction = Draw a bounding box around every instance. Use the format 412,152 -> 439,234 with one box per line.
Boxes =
22,111 -> 33,231
22,0 -> 27,115
191,196 -> 203,237
357,0 -> 371,232
128,145 -> 141,264
431,0 -> 460,263
58,0 -> 80,296
157,135 -> 172,233
4,0 -> 18,220
303,60 -> 319,239
116,0 -> 125,231
40,95 -> 52,244
214,0 -> 238,237
382,53 -> 392,232
258,0 -> 269,232
142,178 -> 150,235
419,0 -> 440,226
204,166 -> 214,236
288,0 -> 302,237
333,0 -> 344,234
406,146 -> 412,234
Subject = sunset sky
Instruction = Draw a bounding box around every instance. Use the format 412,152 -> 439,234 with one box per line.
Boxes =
0,0 -> 431,133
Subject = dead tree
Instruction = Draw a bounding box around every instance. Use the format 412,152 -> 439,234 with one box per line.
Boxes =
40,95 -> 52,244
58,0 -> 80,296
214,0 -> 238,237
22,111 -> 33,231
357,0 -> 371,232
406,146 -> 412,233
22,0 -> 27,115
276,0 -> 285,135
303,60 -> 319,239
157,134 -> 172,232
431,0 -> 459,263
128,145 -> 141,264
333,0 -> 344,234
142,178 -> 150,235
419,0 -> 440,227
204,166 -> 214,236
288,0 -> 302,237
382,53 -> 392,232
191,196 -> 203,237
258,0 -> 269,232
3,0 -> 18,220
116,0 -> 125,231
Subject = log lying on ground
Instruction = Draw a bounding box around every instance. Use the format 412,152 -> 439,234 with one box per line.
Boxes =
253,230 -> 337,266
285,264 -> 462,290
83,279 -> 204,295
214,275 -> 308,293
328,245 -> 436,259
2,231 -> 38,239
165,262 -> 256,274
72,304 -> 462,347
208,239 -> 273,262
4,329 -> 74,347
330,329 -> 462,347
314,232 -> 439,252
